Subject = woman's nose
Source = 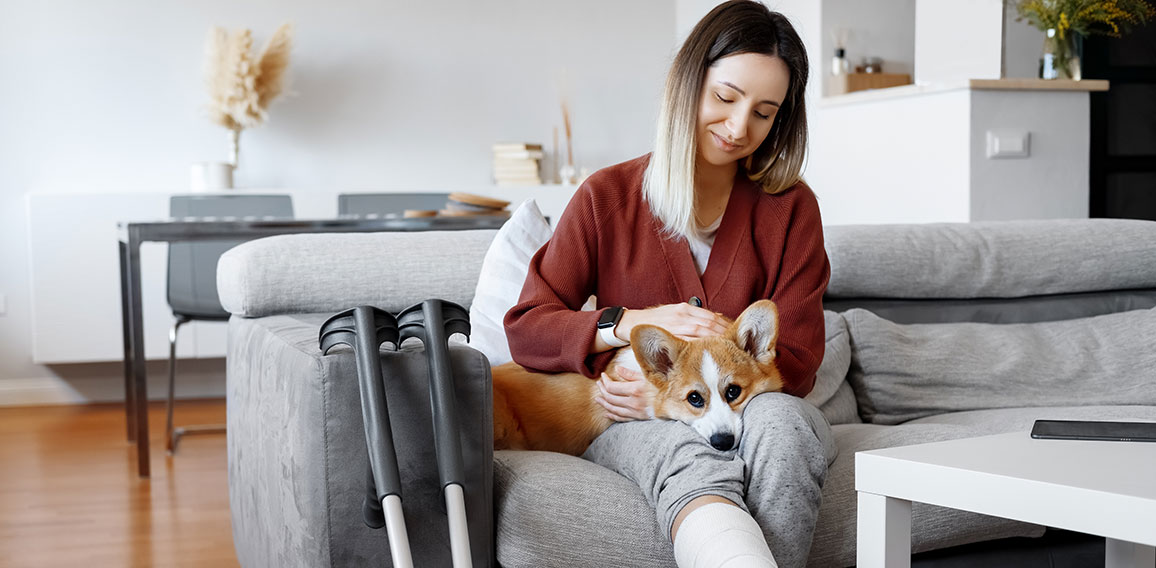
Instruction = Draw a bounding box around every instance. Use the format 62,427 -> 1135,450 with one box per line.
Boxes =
724,110 -> 747,141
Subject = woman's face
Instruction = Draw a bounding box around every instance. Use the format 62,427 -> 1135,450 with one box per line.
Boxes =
696,52 -> 790,169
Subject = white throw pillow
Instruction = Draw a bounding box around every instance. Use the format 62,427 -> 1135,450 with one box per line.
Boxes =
468,199 -> 554,366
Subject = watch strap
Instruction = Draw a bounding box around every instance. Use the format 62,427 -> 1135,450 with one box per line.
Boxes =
598,323 -> 629,348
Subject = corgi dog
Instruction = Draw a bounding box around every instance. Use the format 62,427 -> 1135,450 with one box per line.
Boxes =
492,300 -> 784,456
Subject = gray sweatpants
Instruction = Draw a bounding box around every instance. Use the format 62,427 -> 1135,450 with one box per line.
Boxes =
581,392 -> 838,568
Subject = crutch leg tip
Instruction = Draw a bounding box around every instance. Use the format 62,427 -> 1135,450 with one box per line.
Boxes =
363,497 -> 386,529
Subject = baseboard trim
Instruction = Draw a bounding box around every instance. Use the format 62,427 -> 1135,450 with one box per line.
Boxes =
0,374 -> 227,407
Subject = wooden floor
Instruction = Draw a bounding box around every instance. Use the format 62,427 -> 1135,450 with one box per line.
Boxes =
0,400 -> 239,567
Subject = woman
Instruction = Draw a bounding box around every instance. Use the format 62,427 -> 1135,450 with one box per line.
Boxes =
504,2 -> 835,567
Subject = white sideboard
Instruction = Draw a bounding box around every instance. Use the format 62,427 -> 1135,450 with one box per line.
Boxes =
26,186 -> 576,364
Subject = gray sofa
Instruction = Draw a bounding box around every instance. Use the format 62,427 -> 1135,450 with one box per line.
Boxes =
218,218 -> 1156,567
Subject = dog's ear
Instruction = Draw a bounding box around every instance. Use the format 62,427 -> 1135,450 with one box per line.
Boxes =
731,300 -> 779,364
631,325 -> 685,379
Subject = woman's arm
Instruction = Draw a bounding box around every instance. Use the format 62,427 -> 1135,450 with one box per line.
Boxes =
766,186 -> 831,397
504,184 -> 607,375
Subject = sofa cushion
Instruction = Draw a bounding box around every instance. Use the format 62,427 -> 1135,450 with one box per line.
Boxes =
494,450 -> 675,568
845,307 -> 1156,425
824,219 -> 1156,300
217,230 -> 497,317
803,310 -> 860,425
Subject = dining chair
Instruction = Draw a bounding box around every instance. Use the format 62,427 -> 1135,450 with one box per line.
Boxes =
337,193 -> 450,217
165,194 -> 294,453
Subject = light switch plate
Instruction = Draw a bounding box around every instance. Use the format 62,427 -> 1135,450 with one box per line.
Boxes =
986,130 -> 1031,159
0,294 -> 6,316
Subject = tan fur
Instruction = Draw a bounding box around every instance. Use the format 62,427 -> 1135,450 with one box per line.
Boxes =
493,300 -> 784,455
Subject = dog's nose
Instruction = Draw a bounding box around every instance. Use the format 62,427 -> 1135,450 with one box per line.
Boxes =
709,433 -> 735,451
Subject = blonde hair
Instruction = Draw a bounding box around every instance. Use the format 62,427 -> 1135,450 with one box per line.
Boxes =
643,0 -> 810,241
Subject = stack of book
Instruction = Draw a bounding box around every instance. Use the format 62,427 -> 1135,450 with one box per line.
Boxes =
492,142 -> 543,186
440,192 -> 511,218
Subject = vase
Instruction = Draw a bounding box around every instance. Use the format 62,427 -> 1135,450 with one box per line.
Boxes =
1040,28 -> 1082,80
227,128 -> 241,168
189,162 -> 234,192
558,163 -> 577,185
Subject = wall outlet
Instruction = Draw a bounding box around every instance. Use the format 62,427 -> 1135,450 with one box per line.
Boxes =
986,130 -> 1031,159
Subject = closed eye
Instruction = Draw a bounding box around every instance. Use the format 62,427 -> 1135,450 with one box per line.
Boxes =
716,93 -> 772,120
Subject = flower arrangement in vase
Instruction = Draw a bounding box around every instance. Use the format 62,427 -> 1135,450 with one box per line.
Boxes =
1013,0 -> 1154,80
203,23 -> 294,170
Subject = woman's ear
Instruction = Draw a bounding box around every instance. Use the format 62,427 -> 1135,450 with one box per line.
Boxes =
730,300 -> 779,364
630,325 -> 686,379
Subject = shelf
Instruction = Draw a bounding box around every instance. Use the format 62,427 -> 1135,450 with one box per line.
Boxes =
820,78 -> 1110,107
967,78 -> 1110,91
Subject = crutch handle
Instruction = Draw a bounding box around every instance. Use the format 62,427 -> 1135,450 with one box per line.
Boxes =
319,306 -> 404,503
398,299 -> 471,489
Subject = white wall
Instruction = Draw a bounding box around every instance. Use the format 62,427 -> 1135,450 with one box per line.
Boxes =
0,0 -> 675,404
914,0 -> 1005,83
1003,9 -> 1045,78
820,0 -> 917,81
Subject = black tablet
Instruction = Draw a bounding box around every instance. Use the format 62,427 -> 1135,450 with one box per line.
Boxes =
1031,419 -> 1156,442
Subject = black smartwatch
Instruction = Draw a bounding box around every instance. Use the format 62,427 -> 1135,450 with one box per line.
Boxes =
597,306 -> 625,329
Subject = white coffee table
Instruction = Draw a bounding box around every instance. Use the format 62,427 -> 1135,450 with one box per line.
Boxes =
855,431 -> 1156,568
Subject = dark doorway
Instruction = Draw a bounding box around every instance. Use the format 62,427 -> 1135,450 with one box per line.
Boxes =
1085,24 -> 1156,220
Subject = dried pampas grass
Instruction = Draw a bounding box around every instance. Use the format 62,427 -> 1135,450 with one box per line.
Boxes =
256,23 -> 292,110
204,23 -> 293,132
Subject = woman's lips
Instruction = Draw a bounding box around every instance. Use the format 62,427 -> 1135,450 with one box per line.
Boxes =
712,132 -> 740,152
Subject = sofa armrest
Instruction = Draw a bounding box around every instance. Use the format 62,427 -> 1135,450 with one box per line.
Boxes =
227,313 -> 494,566
217,229 -> 497,317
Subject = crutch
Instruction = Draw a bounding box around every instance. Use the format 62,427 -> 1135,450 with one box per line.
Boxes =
319,306 -> 414,568
397,299 -> 474,568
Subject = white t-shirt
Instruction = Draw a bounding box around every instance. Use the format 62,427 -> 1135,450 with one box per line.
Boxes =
688,215 -> 723,276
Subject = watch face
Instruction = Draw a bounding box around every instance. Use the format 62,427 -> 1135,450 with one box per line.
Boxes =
597,307 -> 623,329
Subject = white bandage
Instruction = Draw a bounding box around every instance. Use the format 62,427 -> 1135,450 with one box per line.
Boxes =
673,502 -> 778,568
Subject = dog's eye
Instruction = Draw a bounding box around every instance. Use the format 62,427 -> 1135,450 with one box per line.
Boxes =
687,391 -> 705,408
725,384 -> 742,403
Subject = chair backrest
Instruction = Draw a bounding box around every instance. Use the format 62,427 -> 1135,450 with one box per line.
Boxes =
337,193 -> 449,217
168,194 -> 294,319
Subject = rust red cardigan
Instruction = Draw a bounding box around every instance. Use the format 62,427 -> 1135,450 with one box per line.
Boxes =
503,155 -> 830,397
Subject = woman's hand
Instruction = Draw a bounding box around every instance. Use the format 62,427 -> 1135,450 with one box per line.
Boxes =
617,303 -> 729,342
595,366 -> 658,422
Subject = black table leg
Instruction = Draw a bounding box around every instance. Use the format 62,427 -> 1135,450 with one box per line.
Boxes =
119,239 -> 136,443
125,230 -> 150,477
